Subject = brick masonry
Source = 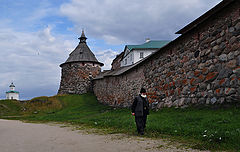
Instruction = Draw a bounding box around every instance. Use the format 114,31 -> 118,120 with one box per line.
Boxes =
93,1 -> 240,108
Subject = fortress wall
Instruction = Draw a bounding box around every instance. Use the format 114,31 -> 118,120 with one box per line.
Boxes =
94,1 -> 240,108
93,65 -> 145,107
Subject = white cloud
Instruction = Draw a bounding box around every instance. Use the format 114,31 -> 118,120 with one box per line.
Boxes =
24,7 -> 51,23
94,49 -> 119,70
38,26 -> 56,42
0,0 -> 223,99
60,0 -> 221,44
102,35 -> 124,45
0,25 -> 75,99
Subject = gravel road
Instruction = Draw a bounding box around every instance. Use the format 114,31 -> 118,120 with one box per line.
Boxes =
0,119 -> 209,152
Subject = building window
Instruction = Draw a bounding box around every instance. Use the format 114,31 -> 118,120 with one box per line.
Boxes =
130,54 -> 133,61
140,52 -> 144,59
125,59 -> 127,65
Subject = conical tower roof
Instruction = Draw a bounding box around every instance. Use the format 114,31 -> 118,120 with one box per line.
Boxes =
60,30 -> 104,67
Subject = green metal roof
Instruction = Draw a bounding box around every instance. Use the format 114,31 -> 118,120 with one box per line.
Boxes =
126,40 -> 170,51
6,91 -> 19,93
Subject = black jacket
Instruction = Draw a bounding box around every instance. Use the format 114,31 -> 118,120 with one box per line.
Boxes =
131,95 -> 149,116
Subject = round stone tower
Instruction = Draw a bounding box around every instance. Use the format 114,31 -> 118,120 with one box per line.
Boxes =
58,31 -> 104,94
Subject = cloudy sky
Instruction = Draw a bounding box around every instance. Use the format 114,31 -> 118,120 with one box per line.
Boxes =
0,0 -> 222,100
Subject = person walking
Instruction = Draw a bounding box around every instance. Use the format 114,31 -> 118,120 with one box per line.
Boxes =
131,88 -> 149,135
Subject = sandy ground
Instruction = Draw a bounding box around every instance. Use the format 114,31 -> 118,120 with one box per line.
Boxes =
0,119 -> 209,152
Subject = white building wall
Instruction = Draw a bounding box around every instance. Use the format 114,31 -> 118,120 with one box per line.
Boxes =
6,93 -> 19,100
120,51 -> 134,67
121,49 -> 157,67
133,49 -> 156,64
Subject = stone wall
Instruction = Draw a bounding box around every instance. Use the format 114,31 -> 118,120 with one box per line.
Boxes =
143,1 -> 240,108
93,1 -> 240,108
58,62 -> 101,94
93,65 -> 145,107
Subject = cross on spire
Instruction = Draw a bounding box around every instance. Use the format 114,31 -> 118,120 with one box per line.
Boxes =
78,29 -> 87,43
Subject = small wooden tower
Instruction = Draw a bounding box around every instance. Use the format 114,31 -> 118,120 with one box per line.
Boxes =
6,82 -> 19,100
58,30 -> 104,94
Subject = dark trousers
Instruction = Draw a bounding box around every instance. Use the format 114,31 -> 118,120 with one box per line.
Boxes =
135,115 -> 147,134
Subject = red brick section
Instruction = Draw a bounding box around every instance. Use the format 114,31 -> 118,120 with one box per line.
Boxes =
194,71 -> 201,77
157,86 -> 163,91
225,88 -> 232,94
202,68 -> 208,75
234,66 -> 240,71
163,84 -> 169,90
182,79 -> 188,85
190,78 -> 197,85
205,72 -> 218,82
198,75 -> 205,81
147,92 -> 157,96
219,79 -> 225,85
170,89 -> 175,96
148,99 -> 154,103
177,88 -> 182,95
181,56 -> 189,63
165,91 -> 169,97
190,87 -> 197,93
216,89 -> 221,94
167,72 -> 173,77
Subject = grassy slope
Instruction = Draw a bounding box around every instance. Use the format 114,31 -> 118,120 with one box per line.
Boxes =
0,100 -> 22,116
0,94 -> 240,151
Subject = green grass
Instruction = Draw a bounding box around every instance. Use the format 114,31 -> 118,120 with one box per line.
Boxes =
0,94 -> 240,151
0,100 -> 22,116
148,107 -> 240,151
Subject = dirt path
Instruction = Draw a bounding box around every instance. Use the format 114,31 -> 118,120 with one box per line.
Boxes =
0,119 -> 209,152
